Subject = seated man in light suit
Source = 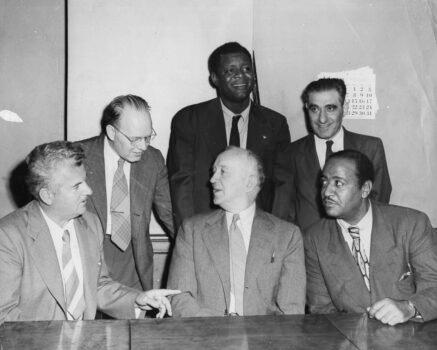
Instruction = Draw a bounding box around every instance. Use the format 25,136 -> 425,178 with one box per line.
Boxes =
167,147 -> 305,317
273,78 -> 391,231
0,141 -> 179,324
305,150 -> 437,325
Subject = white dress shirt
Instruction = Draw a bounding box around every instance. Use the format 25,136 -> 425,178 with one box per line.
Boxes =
221,99 -> 251,149
314,127 -> 344,169
337,203 -> 373,263
225,203 -> 256,313
40,207 -> 84,320
103,137 -> 131,235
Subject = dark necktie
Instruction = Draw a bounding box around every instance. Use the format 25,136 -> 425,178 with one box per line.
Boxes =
229,115 -> 241,147
229,214 -> 246,315
110,158 -> 131,251
62,230 -> 85,319
348,227 -> 370,290
325,140 -> 334,162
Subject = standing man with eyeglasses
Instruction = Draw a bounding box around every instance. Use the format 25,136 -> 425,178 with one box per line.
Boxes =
77,95 -> 174,295
167,42 -> 290,229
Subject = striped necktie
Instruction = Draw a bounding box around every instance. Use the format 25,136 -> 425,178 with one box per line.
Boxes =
229,214 -> 247,315
110,158 -> 131,251
348,226 -> 370,290
62,229 -> 85,320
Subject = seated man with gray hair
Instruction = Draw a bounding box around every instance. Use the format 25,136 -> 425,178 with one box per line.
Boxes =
0,141 -> 179,323
168,146 -> 305,317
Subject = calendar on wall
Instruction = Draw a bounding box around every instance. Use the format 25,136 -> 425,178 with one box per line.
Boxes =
317,66 -> 378,120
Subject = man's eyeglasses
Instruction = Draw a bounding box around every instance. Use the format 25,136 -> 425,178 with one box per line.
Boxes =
112,125 -> 156,146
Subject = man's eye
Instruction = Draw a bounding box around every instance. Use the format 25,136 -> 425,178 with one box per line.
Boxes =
335,180 -> 343,187
321,179 -> 327,186
309,106 -> 319,113
242,66 -> 252,73
326,105 -> 337,112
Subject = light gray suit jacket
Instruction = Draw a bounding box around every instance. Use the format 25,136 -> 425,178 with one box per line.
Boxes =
78,135 -> 174,290
0,201 -> 140,323
167,208 -> 306,317
305,201 -> 437,322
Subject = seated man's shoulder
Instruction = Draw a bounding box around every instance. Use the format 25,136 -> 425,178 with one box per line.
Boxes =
259,210 -> 302,241
0,204 -> 32,234
180,209 -> 222,231
375,201 -> 429,225
304,217 -> 334,242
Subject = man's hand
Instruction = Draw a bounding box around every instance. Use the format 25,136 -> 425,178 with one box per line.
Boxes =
367,298 -> 415,326
135,289 -> 181,318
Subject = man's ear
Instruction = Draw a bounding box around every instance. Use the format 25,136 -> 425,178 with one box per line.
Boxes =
210,72 -> 218,88
361,180 -> 373,199
106,124 -> 115,141
343,100 -> 349,116
246,174 -> 257,193
39,187 -> 53,206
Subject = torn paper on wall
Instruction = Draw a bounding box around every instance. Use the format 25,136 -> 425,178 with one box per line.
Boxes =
0,110 -> 23,123
317,67 -> 378,120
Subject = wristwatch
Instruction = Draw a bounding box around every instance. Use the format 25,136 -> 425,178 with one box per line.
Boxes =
407,300 -> 422,319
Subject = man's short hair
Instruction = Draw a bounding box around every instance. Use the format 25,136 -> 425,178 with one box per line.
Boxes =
226,146 -> 265,188
302,78 -> 347,105
208,42 -> 252,75
327,150 -> 374,187
100,94 -> 151,135
25,141 -> 85,198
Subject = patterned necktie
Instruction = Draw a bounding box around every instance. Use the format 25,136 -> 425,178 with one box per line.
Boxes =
229,115 -> 241,147
229,214 -> 247,315
348,226 -> 370,290
110,158 -> 131,251
62,230 -> 85,320
325,140 -> 334,162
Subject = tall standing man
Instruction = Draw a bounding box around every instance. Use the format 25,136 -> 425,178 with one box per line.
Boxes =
168,147 -> 305,317
305,150 -> 437,325
273,78 -> 391,231
0,141 -> 179,323
78,95 -> 174,292
167,42 -> 290,228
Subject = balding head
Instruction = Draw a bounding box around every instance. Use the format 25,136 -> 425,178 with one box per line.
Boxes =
210,147 -> 264,213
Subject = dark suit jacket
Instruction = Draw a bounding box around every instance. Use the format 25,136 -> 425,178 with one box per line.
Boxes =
305,201 -> 437,322
167,98 -> 290,228
78,135 -> 174,290
273,128 -> 391,230
167,208 -> 306,317
0,201 -> 140,323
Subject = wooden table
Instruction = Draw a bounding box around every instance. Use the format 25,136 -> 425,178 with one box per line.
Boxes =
1,314 -> 437,349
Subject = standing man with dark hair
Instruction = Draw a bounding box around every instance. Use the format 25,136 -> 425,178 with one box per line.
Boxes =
168,147 -> 305,317
305,150 -> 437,325
273,78 -> 391,231
0,141 -> 179,323
77,95 -> 174,292
167,42 -> 290,228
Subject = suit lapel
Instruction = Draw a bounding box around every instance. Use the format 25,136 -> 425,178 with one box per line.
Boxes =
85,136 -> 107,229
368,202 -> 398,298
246,105 -> 264,154
245,209 -> 274,282
325,220 -> 371,306
27,202 -> 66,314
75,216 -> 98,319
130,151 -> 152,225
204,99 -> 227,156
202,210 -> 231,307
343,128 -> 358,150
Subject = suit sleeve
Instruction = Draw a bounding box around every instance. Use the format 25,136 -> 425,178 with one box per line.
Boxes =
304,232 -> 337,314
406,213 -> 437,321
167,110 -> 196,229
276,225 -> 306,314
166,222 -> 217,317
370,138 -> 391,203
272,145 -> 297,224
0,227 -> 24,323
152,150 -> 175,238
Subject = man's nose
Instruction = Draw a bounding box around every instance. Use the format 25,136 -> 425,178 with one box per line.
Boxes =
319,109 -> 328,123
322,182 -> 334,198
210,171 -> 218,183
84,182 -> 93,196
136,138 -> 148,151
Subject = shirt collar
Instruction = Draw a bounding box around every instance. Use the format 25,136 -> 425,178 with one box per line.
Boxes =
225,202 -> 256,230
104,136 -> 122,168
39,204 -> 75,232
337,201 -> 372,232
314,126 -> 344,146
220,99 -> 251,122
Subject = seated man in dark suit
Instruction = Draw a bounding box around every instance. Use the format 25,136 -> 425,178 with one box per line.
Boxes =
273,78 -> 391,230
305,150 -> 437,325
0,141 -> 179,324
167,42 -> 290,228
167,147 -> 305,317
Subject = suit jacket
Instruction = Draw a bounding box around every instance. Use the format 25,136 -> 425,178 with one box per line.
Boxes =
78,135 -> 174,290
167,208 -> 306,317
0,201 -> 140,323
305,201 -> 437,322
273,128 -> 391,231
167,98 -> 290,228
